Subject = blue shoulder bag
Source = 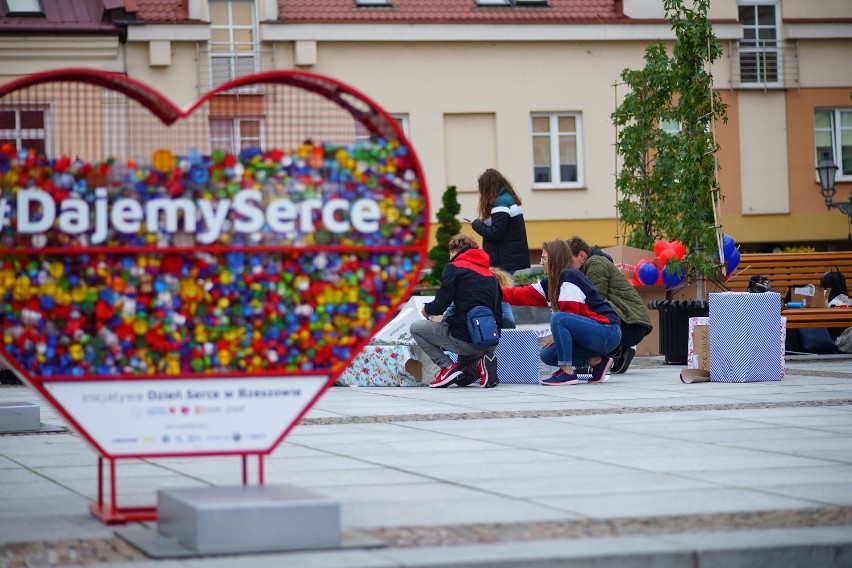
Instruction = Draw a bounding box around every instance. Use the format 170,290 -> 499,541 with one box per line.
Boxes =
466,280 -> 501,349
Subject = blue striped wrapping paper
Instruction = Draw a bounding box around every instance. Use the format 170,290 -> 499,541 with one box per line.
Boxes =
709,292 -> 783,382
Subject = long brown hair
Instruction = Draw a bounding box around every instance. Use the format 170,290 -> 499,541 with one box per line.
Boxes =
477,168 -> 523,220
542,240 -> 573,311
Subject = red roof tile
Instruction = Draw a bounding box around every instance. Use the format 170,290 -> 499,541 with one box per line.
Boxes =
278,0 -> 621,23
133,0 -> 188,22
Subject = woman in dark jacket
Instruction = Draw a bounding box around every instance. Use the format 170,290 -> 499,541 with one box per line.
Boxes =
471,169 -> 530,274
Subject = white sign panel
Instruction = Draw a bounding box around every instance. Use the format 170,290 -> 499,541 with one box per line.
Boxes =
45,377 -> 328,457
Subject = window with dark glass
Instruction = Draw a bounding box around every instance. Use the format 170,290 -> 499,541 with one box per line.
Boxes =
738,2 -> 779,84
0,107 -> 48,156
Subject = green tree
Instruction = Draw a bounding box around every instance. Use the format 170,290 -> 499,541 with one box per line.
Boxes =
425,185 -> 461,285
613,0 -> 728,295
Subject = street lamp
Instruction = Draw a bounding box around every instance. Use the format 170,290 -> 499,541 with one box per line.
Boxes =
816,147 -> 852,236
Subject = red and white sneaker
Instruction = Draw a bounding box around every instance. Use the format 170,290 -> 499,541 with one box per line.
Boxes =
430,363 -> 464,388
476,353 -> 499,388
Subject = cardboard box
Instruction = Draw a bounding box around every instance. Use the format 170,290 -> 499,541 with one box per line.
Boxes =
601,245 -> 657,270
687,317 -> 710,371
788,285 -> 828,308
635,284 -> 666,356
599,245 -> 663,357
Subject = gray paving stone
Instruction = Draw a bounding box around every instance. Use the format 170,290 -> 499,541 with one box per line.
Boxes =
535,486 -> 823,519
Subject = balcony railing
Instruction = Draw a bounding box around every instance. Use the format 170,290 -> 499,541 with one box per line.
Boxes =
196,43 -> 275,95
729,40 -> 799,91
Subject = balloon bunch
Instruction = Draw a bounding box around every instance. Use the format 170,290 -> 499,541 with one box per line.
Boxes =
720,234 -> 740,280
634,240 -> 688,288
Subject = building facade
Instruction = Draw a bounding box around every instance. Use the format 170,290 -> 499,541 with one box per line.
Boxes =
1,0 -> 850,252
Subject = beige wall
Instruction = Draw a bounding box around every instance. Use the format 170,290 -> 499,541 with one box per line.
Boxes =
623,0 -> 738,20
292,40 -> 677,226
782,0 -> 852,19
797,40 -> 852,87
738,91 -> 790,215
0,36 -> 125,77
125,42 -> 204,109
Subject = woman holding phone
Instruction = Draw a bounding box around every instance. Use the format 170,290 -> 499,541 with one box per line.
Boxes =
469,169 -> 530,274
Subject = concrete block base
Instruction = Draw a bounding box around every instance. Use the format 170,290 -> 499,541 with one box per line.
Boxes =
157,484 -> 340,554
0,401 -> 40,432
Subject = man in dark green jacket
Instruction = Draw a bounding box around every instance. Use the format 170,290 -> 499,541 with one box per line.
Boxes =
568,236 -> 653,374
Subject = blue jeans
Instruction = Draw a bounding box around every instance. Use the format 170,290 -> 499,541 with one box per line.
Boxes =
540,312 -> 622,367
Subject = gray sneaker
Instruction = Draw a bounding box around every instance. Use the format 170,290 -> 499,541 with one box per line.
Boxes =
477,353 -> 499,388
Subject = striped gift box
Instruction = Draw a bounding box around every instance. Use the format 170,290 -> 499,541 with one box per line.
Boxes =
709,292 -> 783,382
495,328 -> 543,384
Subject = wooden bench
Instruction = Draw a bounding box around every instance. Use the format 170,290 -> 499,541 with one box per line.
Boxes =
723,252 -> 852,329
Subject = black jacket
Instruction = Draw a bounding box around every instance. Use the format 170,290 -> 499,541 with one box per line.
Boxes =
424,247 -> 503,343
471,187 -> 530,272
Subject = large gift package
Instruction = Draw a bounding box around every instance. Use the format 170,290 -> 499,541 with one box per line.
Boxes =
337,296 -> 434,387
688,315 -> 786,379
336,339 -> 428,387
708,292 -> 783,383
450,327 -> 546,384
495,327 -> 544,384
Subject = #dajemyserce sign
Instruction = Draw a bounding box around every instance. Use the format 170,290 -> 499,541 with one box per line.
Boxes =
0,69 -> 429,458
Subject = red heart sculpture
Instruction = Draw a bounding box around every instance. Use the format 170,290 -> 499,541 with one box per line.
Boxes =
0,69 -> 429,458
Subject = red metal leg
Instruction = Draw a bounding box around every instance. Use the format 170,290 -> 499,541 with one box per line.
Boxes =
89,456 -> 156,525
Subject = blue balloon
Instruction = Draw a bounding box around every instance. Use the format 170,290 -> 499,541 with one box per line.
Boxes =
725,248 -> 741,276
637,262 -> 659,286
662,266 -> 685,288
723,234 -> 737,259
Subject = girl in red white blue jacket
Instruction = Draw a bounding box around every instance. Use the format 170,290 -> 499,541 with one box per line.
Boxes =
502,240 -> 622,385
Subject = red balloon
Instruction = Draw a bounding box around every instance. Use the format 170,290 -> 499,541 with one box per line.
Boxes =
653,240 -> 671,257
671,240 -> 687,260
658,249 -> 677,266
636,257 -> 653,270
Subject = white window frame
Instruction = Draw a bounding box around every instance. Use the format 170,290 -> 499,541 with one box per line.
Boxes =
210,117 -> 264,155
209,0 -> 259,89
530,112 -> 583,189
815,108 -> 852,182
355,0 -> 391,5
390,113 -> 409,138
737,0 -> 782,88
353,114 -> 408,144
0,105 -> 51,158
